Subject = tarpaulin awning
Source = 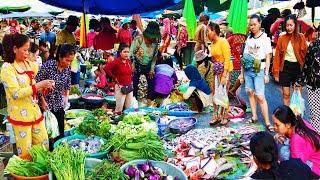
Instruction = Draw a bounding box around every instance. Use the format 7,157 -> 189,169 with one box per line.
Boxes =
0,10 -> 54,18
39,0 -> 181,15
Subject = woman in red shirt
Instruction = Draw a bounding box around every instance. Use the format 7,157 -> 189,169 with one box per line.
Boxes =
104,44 -> 133,113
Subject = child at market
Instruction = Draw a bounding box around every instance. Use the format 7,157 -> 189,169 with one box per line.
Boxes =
92,67 -> 107,96
250,131 -> 316,180
273,105 -> 320,177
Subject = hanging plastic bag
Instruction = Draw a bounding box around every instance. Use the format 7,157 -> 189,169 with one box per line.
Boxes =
289,90 -> 305,116
213,75 -> 229,108
44,111 -> 60,139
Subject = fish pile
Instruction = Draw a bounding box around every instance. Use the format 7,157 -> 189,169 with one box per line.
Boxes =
164,126 -> 259,179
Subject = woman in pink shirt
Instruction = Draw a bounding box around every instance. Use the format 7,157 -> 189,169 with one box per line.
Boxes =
273,105 -> 320,177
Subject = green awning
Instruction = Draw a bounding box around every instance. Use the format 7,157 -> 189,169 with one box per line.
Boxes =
183,0 -> 197,40
227,0 -> 248,35
0,5 -> 31,14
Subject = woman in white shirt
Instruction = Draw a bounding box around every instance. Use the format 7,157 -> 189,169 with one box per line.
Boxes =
239,14 -> 274,131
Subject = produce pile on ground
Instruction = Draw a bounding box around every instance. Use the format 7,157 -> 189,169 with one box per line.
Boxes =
164,126 -> 259,179
104,113 -> 164,162
4,145 -> 49,177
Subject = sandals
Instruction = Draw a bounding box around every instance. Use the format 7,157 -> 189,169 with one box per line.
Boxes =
247,117 -> 258,123
266,124 -> 275,132
220,118 -> 230,125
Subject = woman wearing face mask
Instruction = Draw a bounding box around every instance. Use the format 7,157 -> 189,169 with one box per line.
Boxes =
36,44 -> 75,142
273,105 -> 320,177
240,14 -> 273,131
1,33 -> 55,155
273,15 -> 308,106
105,44 -> 133,114
250,131 -> 317,180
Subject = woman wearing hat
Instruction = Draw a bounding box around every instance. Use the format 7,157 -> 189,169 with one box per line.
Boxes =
175,17 -> 188,70
118,19 -> 132,46
130,21 -> 160,103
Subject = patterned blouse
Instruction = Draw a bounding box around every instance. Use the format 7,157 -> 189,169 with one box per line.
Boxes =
297,39 -> 320,90
176,26 -> 188,54
0,61 -> 42,123
36,59 -> 71,112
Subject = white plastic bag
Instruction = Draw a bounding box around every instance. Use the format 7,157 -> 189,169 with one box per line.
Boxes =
44,111 -> 60,139
213,75 -> 229,108
289,90 -> 305,116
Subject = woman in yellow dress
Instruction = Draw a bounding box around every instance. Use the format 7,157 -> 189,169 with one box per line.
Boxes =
1,33 -> 55,155
208,22 -> 233,125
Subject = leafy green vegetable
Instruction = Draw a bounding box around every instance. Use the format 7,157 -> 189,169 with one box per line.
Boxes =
92,108 -> 106,117
75,114 -> 112,140
4,145 -> 49,177
86,160 -> 125,180
122,113 -> 152,125
49,145 -> 86,180
104,121 -> 164,161
70,86 -> 81,95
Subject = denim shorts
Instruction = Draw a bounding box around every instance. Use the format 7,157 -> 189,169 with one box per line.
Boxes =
244,68 -> 265,96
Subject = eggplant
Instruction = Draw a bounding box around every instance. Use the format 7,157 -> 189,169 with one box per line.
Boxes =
125,165 -> 137,177
138,162 -> 150,172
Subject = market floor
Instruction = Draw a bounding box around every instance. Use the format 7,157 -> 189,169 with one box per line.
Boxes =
194,80 -> 310,129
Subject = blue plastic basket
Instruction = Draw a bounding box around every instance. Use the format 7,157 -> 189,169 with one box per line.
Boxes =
156,118 -> 168,137
123,107 -> 166,115
53,135 -> 108,159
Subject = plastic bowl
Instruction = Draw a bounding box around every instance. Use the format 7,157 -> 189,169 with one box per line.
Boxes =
105,96 -> 116,106
168,117 -> 197,134
82,94 -> 105,105
11,173 -> 49,180
65,109 -> 91,120
121,160 -> 187,180
53,135 -> 108,159
123,107 -> 166,115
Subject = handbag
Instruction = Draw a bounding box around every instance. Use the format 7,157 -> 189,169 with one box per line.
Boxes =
121,84 -> 134,94
241,53 -> 255,70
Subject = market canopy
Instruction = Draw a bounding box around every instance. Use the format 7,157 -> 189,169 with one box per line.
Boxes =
0,10 -> 54,18
39,0 -> 181,15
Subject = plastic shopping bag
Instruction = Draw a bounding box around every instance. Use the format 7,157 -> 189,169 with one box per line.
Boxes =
44,111 -> 60,139
213,75 -> 229,108
289,90 -> 305,117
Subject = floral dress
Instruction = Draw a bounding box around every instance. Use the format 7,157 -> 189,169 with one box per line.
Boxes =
0,61 -> 48,155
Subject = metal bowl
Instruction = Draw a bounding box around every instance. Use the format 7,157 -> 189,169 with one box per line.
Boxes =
168,117 -> 197,134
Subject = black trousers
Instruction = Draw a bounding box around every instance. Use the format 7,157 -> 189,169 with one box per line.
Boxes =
51,108 -> 65,142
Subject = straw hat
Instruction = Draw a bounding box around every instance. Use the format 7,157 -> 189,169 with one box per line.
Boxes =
178,17 -> 187,27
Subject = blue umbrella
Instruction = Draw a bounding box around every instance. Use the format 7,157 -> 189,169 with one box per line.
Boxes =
39,0 -> 181,15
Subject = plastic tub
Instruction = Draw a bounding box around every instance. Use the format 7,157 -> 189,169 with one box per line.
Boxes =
81,94 -> 105,105
121,160 -> 187,180
53,135 -> 108,159
11,173 -> 49,180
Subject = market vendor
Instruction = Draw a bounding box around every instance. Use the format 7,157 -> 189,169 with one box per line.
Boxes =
130,21 -> 160,104
250,131 -> 317,179
105,44 -> 133,114
154,63 -> 177,98
1,34 -> 55,155
194,50 -> 214,92
273,105 -> 320,177
181,65 -> 211,112
36,44 -> 75,142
